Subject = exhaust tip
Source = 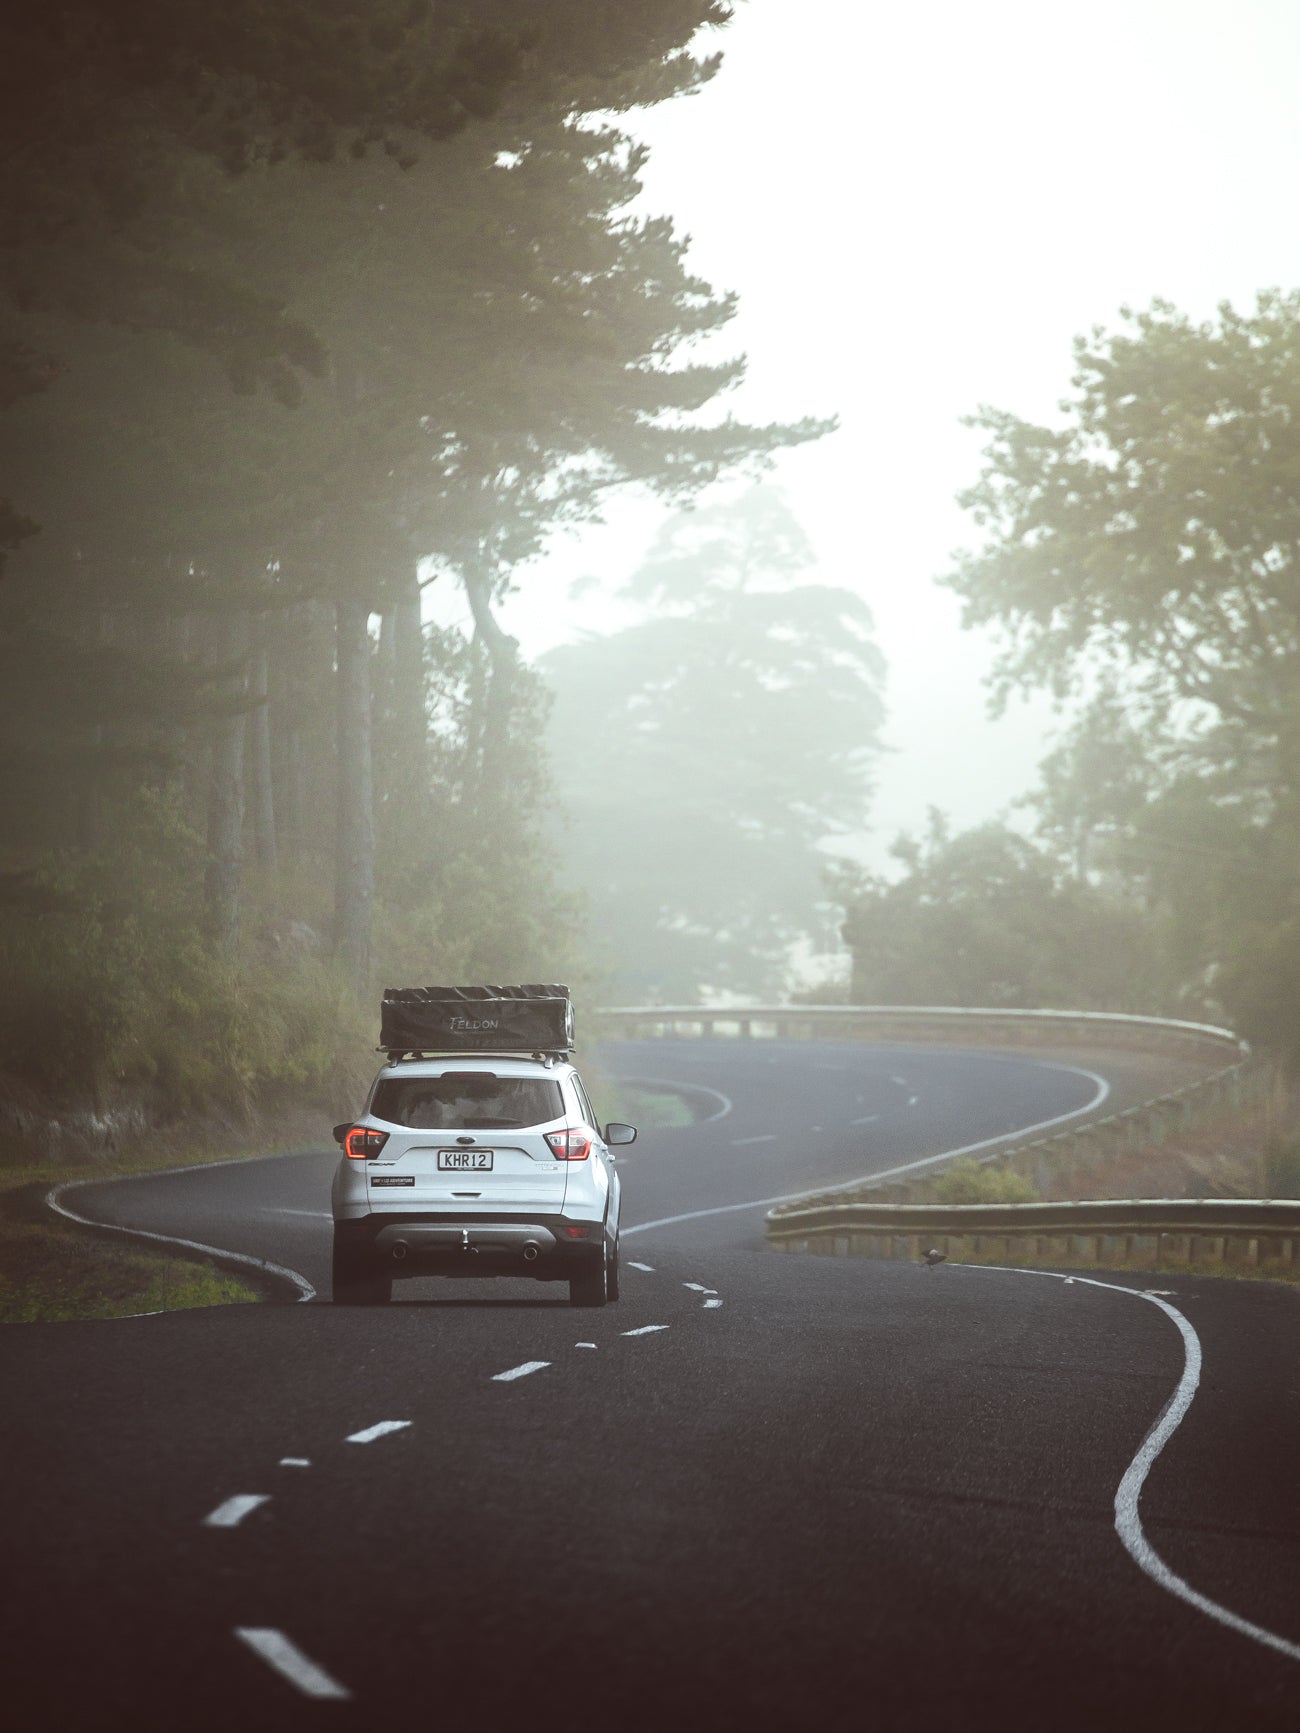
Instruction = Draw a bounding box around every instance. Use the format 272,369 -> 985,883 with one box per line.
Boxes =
391,1240 -> 409,1261
522,1242 -> 540,1262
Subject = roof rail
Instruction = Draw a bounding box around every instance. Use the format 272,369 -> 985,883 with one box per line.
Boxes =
378,1049 -> 568,1066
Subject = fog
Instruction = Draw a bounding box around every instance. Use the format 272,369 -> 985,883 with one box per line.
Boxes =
6,0 -> 1300,1076
496,0 -> 1300,863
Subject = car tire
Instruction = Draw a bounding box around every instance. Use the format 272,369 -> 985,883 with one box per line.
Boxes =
606,1232 -> 621,1302
569,1247 -> 609,1308
332,1234 -> 392,1306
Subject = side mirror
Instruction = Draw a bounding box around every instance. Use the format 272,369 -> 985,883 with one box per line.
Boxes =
332,1123 -> 352,1147
605,1122 -> 637,1146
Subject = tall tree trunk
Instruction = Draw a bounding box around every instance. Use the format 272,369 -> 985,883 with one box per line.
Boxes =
335,594 -> 375,990
247,616 -> 277,873
461,561 -> 519,830
205,610 -> 249,953
391,567 -> 426,745
374,565 -> 433,876
75,609 -> 111,850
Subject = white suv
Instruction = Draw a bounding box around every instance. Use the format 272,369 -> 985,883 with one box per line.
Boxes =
331,1054 -> 634,1306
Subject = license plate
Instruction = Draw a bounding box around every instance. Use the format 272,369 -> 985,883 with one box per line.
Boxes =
437,1149 -> 494,1170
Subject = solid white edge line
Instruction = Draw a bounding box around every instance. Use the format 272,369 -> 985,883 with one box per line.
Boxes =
971,1265 -> 1300,1665
204,1494 -> 270,1528
234,1628 -> 351,1700
45,1183 -> 316,1303
346,1419 -> 411,1444
493,1360 -> 551,1382
623,1062 -> 1111,1238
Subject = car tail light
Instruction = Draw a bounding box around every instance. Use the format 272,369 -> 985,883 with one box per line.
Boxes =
344,1126 -> 389,1160
545,1127 -> 592,1161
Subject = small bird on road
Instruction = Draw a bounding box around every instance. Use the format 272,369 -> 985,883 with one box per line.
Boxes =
920,1248 -> 946,1269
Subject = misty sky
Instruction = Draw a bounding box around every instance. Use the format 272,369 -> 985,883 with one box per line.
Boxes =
482,0 -> 1300,868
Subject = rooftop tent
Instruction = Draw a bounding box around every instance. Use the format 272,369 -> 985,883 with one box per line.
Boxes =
380,984 -> 574,1055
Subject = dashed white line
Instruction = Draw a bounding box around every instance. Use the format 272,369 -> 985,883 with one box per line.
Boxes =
851,1114 -> 880,1125
907,1095 -> 920,1107
703,1298 -> 724,1309
279,1458 -> 310,1468
622,1324 -> 670,1337
493,1360 -> 551,1382
204,1494 -> 270,1528
234,1628 -> 351,1700
346,1420 -> 412,1444
627,1261 -> 656,1272
683,1282 -> 710,1292
731,1134 -> 776,1146
574,1342 -> 598,1350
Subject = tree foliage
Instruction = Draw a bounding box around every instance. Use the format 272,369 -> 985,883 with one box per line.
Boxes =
542,488 -> 884,1001
836,814 -> 1160,1012
949,292 -> 1300,744
948,293 -> 1300,1061
0,3 -> 840,1118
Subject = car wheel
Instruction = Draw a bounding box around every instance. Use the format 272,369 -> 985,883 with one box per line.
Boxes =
606,1233 -> 621,1302
332,1235 -> 392,1305
569,1246 -> 609,1308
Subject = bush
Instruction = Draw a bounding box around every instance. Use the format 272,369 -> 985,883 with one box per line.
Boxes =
0,790 -> 371,1118
931,1157 -> 1038,1205
1263,1139 -> 1300,1199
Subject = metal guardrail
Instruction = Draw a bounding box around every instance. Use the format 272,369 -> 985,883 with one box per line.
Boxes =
600,1003 -> 1290,1271
601,1003 -> 1261,1199
595,1004 -> 1245,1060
766,1197 -> 1300,1273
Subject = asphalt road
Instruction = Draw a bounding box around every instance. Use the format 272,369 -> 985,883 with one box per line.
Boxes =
6,1039 -> 1298,1731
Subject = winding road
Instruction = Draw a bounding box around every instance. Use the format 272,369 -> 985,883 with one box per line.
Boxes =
6,1039 -> 1298,1731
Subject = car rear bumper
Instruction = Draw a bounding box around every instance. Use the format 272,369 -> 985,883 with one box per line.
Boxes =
335,1212 -> 610,1282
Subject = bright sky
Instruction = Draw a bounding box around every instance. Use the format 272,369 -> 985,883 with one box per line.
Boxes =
493,0 -> 1300,867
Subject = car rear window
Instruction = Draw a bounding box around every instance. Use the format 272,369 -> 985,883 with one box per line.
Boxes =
370,1075 -> 565,1131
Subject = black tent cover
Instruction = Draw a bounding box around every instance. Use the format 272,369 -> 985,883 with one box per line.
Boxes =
380,984 -> 574,1053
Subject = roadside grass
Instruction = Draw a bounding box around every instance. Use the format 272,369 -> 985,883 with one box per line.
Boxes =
0,1217 -> 258,1322
0,1128 -> 315,1324
604,1081 -> 697,1130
